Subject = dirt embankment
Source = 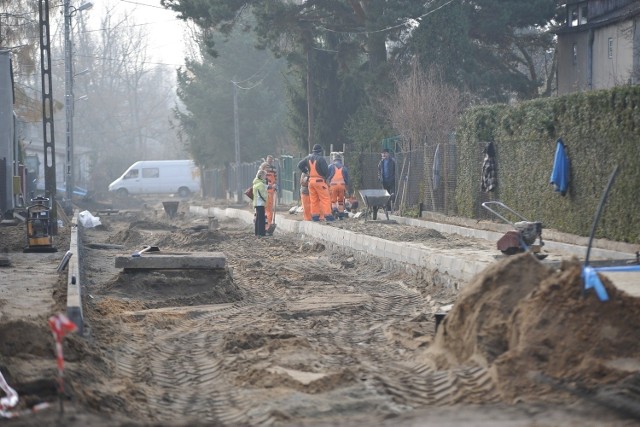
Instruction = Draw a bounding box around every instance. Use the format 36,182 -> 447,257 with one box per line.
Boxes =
423,253 -> 640,405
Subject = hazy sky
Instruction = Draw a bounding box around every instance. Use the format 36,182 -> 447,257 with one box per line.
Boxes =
86,0 -> 189,67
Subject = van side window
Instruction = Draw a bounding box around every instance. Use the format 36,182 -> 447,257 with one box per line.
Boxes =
124,169 -> 139,179
142,168 -> 160,178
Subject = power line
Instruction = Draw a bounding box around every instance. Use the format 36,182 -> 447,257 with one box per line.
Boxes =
74,53 -> 184,68
319,0 -> 457,35
233,58 -> 272,84
78,18 -> 180,34
118,0 -> 168,10
231,58 -> 281,90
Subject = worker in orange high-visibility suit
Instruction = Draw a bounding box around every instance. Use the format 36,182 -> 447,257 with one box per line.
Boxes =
260,155 -> 278,233
297,144 -> 334,221
300,172 -> 312,221
327,153 -> 350,220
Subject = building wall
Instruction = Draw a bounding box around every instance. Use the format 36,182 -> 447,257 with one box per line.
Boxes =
557,0 -> 640,94
588,0 -> 635,18
592,20 -> 635,89
0,50 -> 15,212
18,122 -> 66,192
557,32 -> 591,94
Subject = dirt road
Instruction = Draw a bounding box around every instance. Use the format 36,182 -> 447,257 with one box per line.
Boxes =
1,202 -> 638,426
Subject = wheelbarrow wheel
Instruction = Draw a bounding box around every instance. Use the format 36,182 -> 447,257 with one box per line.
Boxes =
372,207 -> 378,220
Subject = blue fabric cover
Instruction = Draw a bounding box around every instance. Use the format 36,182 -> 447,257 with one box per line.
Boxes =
550,138 -> 570,196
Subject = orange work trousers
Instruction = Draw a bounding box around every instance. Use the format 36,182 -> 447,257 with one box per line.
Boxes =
300,188 -> 312,221
308,178 -> 333,221
330,183 -> 346,214
266,190 -> 276,225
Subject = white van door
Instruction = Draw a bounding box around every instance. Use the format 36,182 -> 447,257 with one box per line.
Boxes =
141,166 -> 161,193
122,168 -> 141,194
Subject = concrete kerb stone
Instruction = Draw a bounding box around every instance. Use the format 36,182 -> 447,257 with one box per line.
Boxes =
67,213 -> 83,335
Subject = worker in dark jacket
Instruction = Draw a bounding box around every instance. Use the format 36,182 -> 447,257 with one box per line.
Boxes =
297,144 -> 335,221
377,148 -> 396,211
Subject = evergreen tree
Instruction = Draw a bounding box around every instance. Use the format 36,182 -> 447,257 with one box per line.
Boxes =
162,0 -> 422,152
404,0 -> 559,102
175,23 -> 287,168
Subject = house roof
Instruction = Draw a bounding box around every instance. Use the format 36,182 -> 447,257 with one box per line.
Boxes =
555,2 -> 640,35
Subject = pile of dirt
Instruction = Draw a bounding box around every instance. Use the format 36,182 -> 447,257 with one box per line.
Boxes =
422,253 -> 640,401
97,269 -> 244,309
329,221 -> 446,243
0,223 -> 27,252
0,319 -> 54,358
103,219 -> 228,252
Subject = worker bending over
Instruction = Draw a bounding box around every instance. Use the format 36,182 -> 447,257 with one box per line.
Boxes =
260,155 -> 278,232
299,172 -> 312,221
297,144 -> 334,221
327,154 -> 350,219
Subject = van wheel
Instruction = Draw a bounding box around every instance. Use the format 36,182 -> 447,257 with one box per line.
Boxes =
116,188 -> 128,198
178,187 -> 190,198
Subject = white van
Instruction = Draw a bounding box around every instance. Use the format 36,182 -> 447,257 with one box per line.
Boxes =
108,160 -> 201,197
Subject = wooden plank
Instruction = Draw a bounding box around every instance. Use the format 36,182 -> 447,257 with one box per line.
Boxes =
115,252 -> 226,270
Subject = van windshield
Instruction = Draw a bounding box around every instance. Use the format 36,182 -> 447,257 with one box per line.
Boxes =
124,169 -> 139,179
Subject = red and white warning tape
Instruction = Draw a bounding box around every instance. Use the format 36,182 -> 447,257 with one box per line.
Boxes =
0,371 -> 19,416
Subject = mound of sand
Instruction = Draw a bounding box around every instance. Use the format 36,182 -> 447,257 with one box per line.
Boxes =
422,253 -> 640,400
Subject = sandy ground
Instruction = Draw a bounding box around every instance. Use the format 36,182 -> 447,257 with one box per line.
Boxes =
0,199 -> 639,426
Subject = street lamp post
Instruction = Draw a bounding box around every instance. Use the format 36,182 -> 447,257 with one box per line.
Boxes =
63,0 -> 92,204
233,79 -> 241,202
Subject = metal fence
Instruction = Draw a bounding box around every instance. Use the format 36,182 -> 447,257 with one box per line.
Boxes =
201,144 -> 460,216
352,144 -> 458,215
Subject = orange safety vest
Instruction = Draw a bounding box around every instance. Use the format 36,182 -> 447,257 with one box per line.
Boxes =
331,166 -> 345,185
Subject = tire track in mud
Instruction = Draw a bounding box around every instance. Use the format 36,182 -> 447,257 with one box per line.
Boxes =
83,215 -> 502,425
113,302 -> 275,424
374,365 -> 499,407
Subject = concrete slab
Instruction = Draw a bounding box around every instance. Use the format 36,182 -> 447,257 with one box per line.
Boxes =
115,252 -> 226,270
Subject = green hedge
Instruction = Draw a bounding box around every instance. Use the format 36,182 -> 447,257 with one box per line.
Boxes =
456,86 -> 640,243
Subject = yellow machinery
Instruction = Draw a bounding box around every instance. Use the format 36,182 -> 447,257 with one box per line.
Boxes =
24,196 -> 57,253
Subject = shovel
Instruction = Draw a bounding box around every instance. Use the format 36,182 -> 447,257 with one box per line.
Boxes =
266,191 -> 277,235
131,245 -> 160,257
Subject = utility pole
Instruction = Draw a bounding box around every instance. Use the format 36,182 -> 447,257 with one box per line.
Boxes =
38,0 -> 58,228
233,79 -> 241,202
63,1 -> 92,206
306,48 -> 314,154
63,0 -> 73,204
